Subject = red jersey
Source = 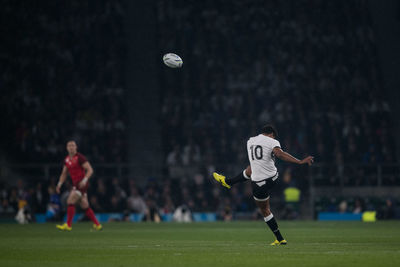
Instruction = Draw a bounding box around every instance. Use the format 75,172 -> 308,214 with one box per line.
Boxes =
64,152 -> 88,186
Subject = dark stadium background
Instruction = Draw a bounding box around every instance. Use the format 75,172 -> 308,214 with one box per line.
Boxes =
0,0 -> 399,222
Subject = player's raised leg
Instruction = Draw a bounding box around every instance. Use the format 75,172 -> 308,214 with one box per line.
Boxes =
255,198 -> 287,246
56,189 -> 81,231
80,193 -> 102,230
213,166 -> 252,189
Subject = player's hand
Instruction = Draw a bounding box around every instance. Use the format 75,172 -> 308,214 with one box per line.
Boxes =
78,177 -> 88,189
56,185 -> 61,194
300,156 -> 314,166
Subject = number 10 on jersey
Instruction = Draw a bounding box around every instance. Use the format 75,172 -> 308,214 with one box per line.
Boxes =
250,145 -> 263,160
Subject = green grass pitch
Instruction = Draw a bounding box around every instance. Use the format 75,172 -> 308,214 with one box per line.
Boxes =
1,221 -> 399,267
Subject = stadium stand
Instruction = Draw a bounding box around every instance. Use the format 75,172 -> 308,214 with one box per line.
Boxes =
0,0 -> 399,221
159,0 -> 396,170
1,0 -> 126,163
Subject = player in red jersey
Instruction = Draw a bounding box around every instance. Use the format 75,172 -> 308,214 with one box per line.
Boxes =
56,140 -> 102,231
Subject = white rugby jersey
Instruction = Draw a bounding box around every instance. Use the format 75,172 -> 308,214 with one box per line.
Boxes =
247,134 -> 281,182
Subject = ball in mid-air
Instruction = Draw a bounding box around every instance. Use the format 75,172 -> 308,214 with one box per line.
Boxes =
163,53 -> 183,68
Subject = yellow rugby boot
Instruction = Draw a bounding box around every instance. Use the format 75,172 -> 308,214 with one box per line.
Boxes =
279,239 -> 287,245
270,239 -> 287,246
93,224 -> 103,231
56,223 -> 72,231
212,172 -> 231,189
270,240 -> 280,246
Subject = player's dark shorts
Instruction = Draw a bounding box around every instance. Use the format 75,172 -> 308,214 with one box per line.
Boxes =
251,173 -> 278,201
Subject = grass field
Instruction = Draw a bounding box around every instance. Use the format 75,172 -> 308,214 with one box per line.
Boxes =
0,221 -> 399,267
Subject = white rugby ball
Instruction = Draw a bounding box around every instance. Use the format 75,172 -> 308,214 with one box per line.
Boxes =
163,53 -> 183,68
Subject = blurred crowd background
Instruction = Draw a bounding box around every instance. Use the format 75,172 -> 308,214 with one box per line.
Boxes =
1,0 -> 399,221
1,0 -> 126,163
1,174 -> 398,222
159,0 -> 396,169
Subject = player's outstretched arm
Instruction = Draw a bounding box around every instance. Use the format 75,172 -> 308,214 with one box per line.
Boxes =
56,166 -> 68,194
273,147 -> 314,166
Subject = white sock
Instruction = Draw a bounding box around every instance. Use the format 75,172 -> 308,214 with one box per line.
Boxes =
264,213 -> 274,222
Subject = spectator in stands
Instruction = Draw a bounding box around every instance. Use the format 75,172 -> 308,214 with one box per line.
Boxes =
109,194 -> 125,213
144,199 -> 161,222
45,186 -> 61,221
353,198 -> 364,214
126,187 -> 147,214
8,189 -> 19,212
160,196 -> 175,214
381,199 -> 395,220
281,169 -> 301,219
30,182 -> 46,214
89,195 -> 105,213
111,177 -> 127,200
218,197 -> 233,221
173,205 -> 192,222
95,178 -> 110,210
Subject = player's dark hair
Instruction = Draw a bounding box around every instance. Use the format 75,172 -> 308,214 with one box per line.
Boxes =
261,124 -> 278,138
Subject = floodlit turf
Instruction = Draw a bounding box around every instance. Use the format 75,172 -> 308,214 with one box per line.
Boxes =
0,221 -> 400,267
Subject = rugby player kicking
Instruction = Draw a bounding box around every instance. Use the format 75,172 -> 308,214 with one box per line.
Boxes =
213,125 -> 313,245
56,140 -> 102,231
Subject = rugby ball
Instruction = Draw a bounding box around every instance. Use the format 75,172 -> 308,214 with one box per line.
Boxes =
163,53 -> 183,68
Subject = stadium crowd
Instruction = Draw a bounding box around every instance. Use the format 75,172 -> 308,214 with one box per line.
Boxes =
1,172 -> 398,221
0,175 -> 254,221
1,0 -> 126,163
158,0 -> 397,186
1,0 -> 399,221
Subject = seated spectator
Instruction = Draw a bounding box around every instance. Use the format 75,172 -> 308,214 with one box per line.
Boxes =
338,200 -> 348,213
15,197 -> 31,224
8,189 -> 19,212
173,205 -> 192,223
45,186 -> 61,221
380,199 -> 395,220
109,195 -> 125,213
353,198 -> 364,214
126,187 -> 147,214
218,197 -> 233,221
89,195 -> 105,213
95,179 -> 110,210
144,199 -> 161,223
111,177 -> 127,199
0,199 -> 14,214
31,182 -> 46,213
160,196 -> 175,214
